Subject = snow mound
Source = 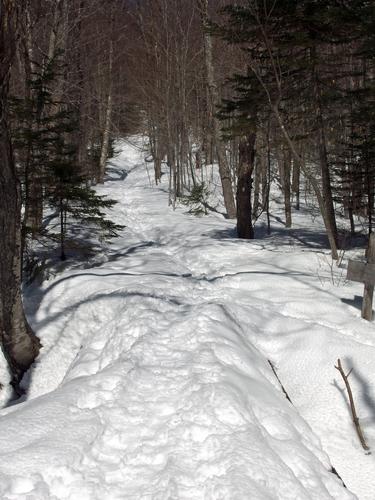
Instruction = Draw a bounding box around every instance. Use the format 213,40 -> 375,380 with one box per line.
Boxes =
0,139 -> 354,499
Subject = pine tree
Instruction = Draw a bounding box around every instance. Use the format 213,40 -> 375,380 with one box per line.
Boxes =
215,0 -> 375,251
12,52 -> 123,262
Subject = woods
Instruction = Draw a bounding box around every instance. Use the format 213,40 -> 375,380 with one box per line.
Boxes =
129,0 -> 375,252
1,2 -> 375,497
0,0 -> 375,401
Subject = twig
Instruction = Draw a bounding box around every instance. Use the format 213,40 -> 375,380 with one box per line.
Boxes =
330,466 -> 347,488
335,358 -> 370,452
268,359 -> 347,487
268,360 -> 293,404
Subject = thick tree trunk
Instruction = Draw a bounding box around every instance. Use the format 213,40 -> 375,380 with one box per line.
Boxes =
198,0 -> 236,218
312,50 -> 338,248
22,25 -> 43,238
237,133 -> 256,239
0,0 -> 40,390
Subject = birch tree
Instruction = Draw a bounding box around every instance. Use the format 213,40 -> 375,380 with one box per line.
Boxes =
197,0 -> 236,219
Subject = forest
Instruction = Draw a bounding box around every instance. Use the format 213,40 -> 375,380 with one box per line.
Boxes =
0,1 -> 375,499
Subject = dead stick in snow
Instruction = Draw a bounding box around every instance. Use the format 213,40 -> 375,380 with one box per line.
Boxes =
335,359 -> 370,452
268,360 -> 293,404
268,359 -> 347,487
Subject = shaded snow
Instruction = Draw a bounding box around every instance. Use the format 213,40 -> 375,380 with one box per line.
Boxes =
0,138 -> 372,499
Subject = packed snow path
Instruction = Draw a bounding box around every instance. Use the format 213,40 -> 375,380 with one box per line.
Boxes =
0,140 -> 374,499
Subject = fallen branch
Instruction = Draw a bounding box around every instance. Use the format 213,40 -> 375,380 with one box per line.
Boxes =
330,466 -> 346,488
268,360 -> 293,404
335,358 -> 370,452
268,359 -> 347,487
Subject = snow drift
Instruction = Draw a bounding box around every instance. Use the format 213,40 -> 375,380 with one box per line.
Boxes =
0,139 -> 358,499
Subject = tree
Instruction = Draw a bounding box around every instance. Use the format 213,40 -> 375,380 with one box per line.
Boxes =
0,0 -> 40,392
47,161 -> 124,261
197,0 -> 236,219
12,51 -> 123,261
216,1 -> 343,257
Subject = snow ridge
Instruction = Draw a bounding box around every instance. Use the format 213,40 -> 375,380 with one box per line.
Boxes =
0,140 -> 356,499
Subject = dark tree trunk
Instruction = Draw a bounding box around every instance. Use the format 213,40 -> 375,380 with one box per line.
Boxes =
60,198 -> 66,261
237,133 -> 256,239
348,206 -> 355,236
22,41 -> 43,239
21,32 -> 43,244
366,162 -> 374,235
0,0 -> 40,390
283,148 -> 292,228
252,160 -> 261,219
292,157 -> 300,210
199,0 -> 236,218
311,49 -> 338,248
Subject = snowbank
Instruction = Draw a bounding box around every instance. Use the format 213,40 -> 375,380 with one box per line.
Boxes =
0,139 -> 362,499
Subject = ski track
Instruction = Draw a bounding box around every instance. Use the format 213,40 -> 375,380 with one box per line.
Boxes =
0,139 -> 373,499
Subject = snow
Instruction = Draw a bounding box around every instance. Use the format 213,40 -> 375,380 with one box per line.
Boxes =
0,138 -> 373,498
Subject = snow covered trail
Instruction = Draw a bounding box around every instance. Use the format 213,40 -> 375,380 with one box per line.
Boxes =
0,139 -> 372,499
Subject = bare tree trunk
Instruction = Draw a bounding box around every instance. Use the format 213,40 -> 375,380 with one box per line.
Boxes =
312,51 -> 338,248
22,4 -> 42,238
265,119 -> 272,234
98,38 -> 113,183
75,0 -> 87,174
272,105 -> 339,260
198,0 -> 236,218
0,0 -> 40,391
292,156 -> 300,210
362,233 -> 375,321
283,148 -> 292,228
237,133 -> 256,238
252,160 -> 261,219
366,163 -> 374,235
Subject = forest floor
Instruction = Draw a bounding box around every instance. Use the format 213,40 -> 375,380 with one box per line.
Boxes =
0,139 -> 374,499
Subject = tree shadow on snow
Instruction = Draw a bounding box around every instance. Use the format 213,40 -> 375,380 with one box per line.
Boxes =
346,356 -> 375,426
206,224 -> 331,250
340,295 -> 363,312
105,165 -> 128,182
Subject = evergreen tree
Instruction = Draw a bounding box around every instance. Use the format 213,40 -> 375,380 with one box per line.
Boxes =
12,52 -> 123,262
216,0 -> 375,248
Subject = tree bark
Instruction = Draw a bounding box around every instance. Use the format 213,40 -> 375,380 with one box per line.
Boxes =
252,159 -> 261,219
312,49 -> 338,249
0,0 -> 40,390
198,0 -> 236,219
362,233 -> 375,321
237,133 -> 256,239
272,105 -> 339,260
283,148 -> 292,228
98,38 -> 113,183
292,155 -> 300,210
22,4 -> 42,238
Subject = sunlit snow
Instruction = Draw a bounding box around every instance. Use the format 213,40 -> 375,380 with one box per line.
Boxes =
0,139 -> 374,499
